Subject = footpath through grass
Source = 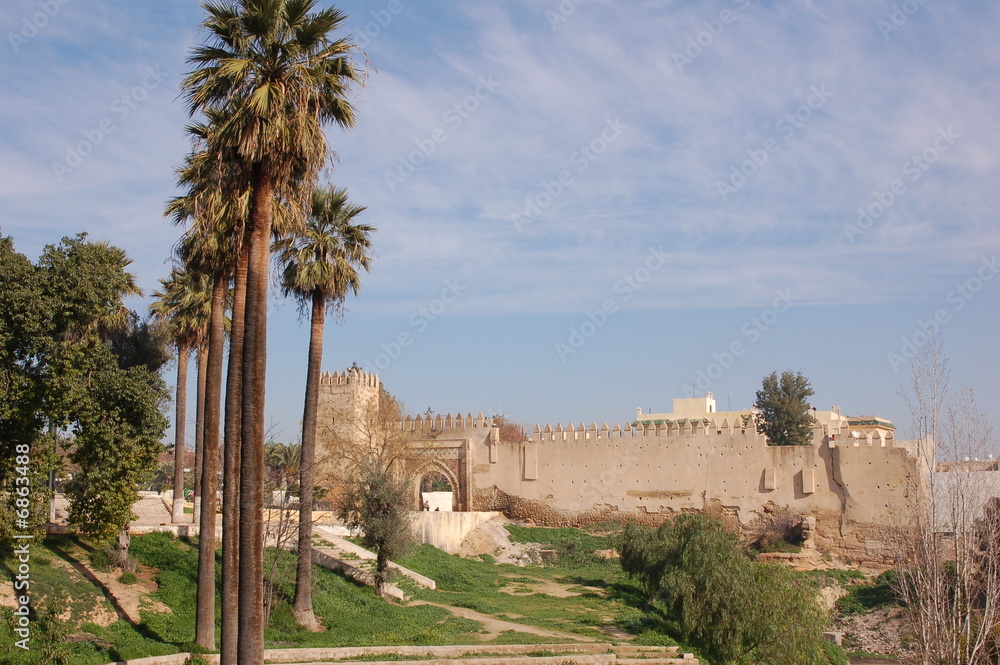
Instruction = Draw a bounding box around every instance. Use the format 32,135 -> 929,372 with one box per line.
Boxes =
397,523 -> 682,648
0,521 -> 738,663
0,524 -> 653,664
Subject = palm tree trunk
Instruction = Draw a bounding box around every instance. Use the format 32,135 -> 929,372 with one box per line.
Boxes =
193,344 -> 208,522
172,344 -> 190,523
221,234 -> 249,665
195,273 -> 227,650
238,164 -> 274,665
292,290 -> 325,631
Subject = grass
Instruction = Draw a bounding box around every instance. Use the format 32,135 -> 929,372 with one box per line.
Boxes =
836,570 -> 899,615
805,568 -> 866,588
0,521 -> 848,663
0,532 -> 487,663
397,543 -> 629,639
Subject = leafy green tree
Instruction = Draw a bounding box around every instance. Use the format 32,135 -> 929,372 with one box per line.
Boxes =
338,454 -> 414,597
619,513 -> 829,665
0,236 -> 54,537
277,184 -> 374,629
0,234 -> 168,555
754,370 -> 816,446
64,340 -> 168,548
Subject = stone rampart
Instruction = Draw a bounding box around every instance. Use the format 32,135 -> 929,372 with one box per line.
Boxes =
459,418 -> 920,557
314,367 -> 923,559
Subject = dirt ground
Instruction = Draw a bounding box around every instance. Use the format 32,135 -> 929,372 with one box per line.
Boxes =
456,516 -> 543,565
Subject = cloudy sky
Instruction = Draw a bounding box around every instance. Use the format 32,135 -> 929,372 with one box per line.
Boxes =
2,0 -> 998,451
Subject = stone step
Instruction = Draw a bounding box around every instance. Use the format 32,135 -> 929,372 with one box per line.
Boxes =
265,645 -> 608,662
612,646 -> 682,657
264,656 -> 616,665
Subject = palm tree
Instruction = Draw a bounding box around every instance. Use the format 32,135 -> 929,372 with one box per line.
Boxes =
169,113 -> 300,661
168,119 -> 249,662
150,267 -> 210,523
264,440 -> 302,493
277,185 -> 373,629
177,228 -> 234,651
182,3 -> 362,660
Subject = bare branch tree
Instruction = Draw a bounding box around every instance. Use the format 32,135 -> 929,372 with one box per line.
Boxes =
890,335 -> 1000,664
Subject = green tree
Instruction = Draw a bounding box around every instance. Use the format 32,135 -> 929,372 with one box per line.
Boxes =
754,370 -> 816,446
181,2 -> 362,659
277,185 -> 374,629
338,454 -> 414,597
0,234 -> 169,556
619,513 -> 828,665
0,236 -> 57,538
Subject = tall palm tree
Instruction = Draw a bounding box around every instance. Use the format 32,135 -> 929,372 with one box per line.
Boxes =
150,267 -> 210,523
177,228 -> 233,651
168,119 -> 250,662
169,113 -> 300,662
277,186 -> 373,630
182,3 -> 361,660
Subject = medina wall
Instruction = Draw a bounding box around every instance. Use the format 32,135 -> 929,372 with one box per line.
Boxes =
315,367 -> 924,558
464,421 -> 923,556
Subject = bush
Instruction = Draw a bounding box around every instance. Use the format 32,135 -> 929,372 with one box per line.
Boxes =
119,572 -> 139,585
619,514 -> 827,665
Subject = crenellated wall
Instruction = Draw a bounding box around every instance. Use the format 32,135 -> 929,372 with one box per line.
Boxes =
461,420 -> 921,555
315,369 -> 925,558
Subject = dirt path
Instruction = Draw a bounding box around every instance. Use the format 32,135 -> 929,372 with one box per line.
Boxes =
409,599 -> 597,643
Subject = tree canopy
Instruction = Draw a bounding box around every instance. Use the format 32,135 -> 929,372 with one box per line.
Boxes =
754,370 -> 816,446
0,233 -> 169,543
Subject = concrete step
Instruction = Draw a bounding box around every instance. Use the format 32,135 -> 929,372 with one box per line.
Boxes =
264,657 -> 615,665
313,525 -> 436,589
612,646 -> 682,657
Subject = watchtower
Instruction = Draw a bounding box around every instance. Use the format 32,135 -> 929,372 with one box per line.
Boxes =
315,364 -> 380,446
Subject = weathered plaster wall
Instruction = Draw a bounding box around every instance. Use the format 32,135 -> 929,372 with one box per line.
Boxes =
461,422 -> 920,555
315,369 -> 924,557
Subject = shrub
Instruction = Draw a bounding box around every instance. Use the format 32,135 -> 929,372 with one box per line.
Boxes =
619,514 -> 827,665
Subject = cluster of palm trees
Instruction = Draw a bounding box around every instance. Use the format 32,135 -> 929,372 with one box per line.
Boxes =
148,2 -> 373,663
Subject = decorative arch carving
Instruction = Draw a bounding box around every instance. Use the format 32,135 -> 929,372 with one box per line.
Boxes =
410,459 -> 461,511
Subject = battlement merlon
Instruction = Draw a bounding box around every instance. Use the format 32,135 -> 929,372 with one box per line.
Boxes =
318,368 -> 380,389
397,412 -> 496,432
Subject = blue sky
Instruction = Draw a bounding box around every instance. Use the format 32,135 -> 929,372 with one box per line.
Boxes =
2,0 -> 998,451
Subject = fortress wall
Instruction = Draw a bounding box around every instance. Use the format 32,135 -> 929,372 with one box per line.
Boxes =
312,367 -> 920,557
466,422 -> 919,553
